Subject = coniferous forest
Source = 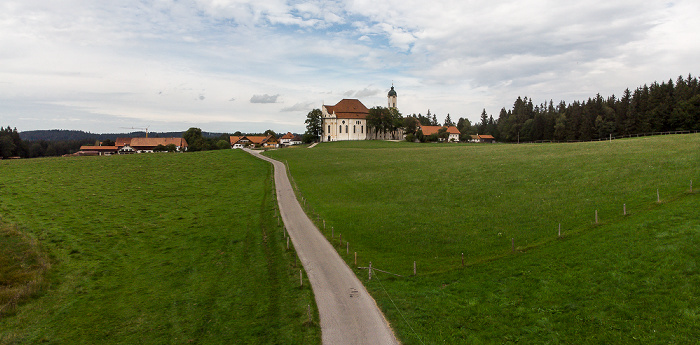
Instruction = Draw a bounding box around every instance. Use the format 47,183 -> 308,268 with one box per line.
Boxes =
469,74 -> 700,142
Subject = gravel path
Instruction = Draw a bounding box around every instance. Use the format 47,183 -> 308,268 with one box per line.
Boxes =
246,149 -> 399,345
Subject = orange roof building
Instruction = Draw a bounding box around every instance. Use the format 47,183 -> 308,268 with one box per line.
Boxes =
418,125 -> 462,142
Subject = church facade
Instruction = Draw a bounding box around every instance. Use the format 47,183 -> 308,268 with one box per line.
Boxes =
321,85 -> 401,142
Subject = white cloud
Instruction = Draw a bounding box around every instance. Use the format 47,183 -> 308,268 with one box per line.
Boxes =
250,94 -> 280,104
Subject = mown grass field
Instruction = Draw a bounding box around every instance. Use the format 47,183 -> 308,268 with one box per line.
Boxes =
0,150 -> 319,344
266,135 -> 699,344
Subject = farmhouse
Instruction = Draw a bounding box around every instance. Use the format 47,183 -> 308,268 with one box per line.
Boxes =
78,146 -> 119,155
114,137 -> 188,153
279,132 -> 301,146
230,135 -> 278,148
321,85 -> 403,142
419,125 -> 461,142
470,134 -> 496,143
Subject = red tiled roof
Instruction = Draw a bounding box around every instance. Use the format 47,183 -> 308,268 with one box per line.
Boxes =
479,135 -> 495,139
130,137 -> 188,148
446,126 -> 461,134
280,132 -> 295,140
230,136 -> 245,145
115,137 -> 132,147
419,125 -> 443,136
246,135 -> 271,144
324,99 -> 369,119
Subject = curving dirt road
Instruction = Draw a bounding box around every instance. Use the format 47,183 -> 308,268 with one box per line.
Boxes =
246,149 -> 399,345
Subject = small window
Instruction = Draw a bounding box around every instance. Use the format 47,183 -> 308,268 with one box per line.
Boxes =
339,125 -> 342,133
353,125 -> 356,133
361,126 -> 364,133
346,125 -> 348,133
328,125 -> 330,133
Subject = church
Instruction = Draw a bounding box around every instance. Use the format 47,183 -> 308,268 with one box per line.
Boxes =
321,85 -> 400,142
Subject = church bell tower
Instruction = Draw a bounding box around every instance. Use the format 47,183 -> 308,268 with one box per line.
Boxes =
387,84 -> 397,109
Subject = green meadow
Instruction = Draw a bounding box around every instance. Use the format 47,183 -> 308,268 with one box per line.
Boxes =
0,150 -> 319,344
266,135 -> 700,344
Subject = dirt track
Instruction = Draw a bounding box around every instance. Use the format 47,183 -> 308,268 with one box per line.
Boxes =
246,149 -> 399,345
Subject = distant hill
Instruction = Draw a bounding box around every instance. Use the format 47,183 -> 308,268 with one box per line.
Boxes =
19,130 -> 227,141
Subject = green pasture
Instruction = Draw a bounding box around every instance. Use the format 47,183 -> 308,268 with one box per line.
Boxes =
0,150 -> 319,344
266,135 -> 699,343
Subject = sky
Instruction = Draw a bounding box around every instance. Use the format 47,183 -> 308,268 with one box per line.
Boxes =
1,0 -> 698,134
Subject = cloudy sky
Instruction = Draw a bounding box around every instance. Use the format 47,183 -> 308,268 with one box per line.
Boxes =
1,0 -> 698,134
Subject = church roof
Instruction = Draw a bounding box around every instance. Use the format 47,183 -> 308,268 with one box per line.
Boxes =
324,99 -> 369,119
388,85 -> 397,97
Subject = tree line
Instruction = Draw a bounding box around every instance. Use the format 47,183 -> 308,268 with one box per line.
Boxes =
489,74 -> 700,142
305,74 -> 700,142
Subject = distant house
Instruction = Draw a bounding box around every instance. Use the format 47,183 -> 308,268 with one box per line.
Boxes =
419,125 -> 461,142
129,138 -> 188,152
470,134 -> 496,143
291,135 -> 303,145
279,132 -> 296,146
231,135 -> 278,148
114,137 -> 188,153
78,146 -> 119,156
230,136 -> 250,148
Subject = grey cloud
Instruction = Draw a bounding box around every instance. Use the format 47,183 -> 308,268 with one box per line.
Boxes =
343,88 -> 381,98
250,94 -> 280,103
281,102 -> 314,112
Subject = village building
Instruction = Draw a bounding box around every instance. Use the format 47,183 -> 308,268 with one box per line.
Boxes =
230,135 -> 278,148
77,146 -> 119,156
113,137 -> 188,153
419,125 -> 461,142
279,132 -> 297,146
469,134 -> 496,143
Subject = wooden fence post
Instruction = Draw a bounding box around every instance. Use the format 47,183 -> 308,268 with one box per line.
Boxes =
558,223 -> 561,237
369,262 -> 372,280
461,253 -> 464,267
413,261 -> 416,276
287,237 -> 290,250
623,204 -> 627,215
595,210 -> 598,224
300,270 -> 303,287
346,242 -> 349,255
332,226 -> 334,238
354,252 -> 357,266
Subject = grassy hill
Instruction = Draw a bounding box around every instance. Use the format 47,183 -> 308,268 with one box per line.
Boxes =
0,150 -> 319,344
266,135 -> 699,344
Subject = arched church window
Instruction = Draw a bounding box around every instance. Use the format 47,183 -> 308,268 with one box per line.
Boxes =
339,125 -> 342,133
346,125 -> 348,133
328,125 -> 330,133
353,125 -> 356,133
361,126 -> 364,133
